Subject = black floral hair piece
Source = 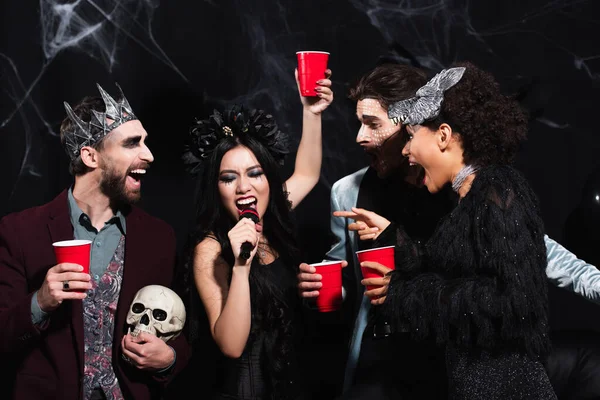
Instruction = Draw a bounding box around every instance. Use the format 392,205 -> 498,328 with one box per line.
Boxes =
183,105 -> 289,176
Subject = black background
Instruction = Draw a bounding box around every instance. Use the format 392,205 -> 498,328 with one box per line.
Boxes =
1,0 -> 600,393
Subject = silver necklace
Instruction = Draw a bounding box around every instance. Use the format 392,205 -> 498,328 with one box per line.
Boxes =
452,165 -> 478,193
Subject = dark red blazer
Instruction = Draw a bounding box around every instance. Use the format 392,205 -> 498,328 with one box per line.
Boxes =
0,190 -> 190,400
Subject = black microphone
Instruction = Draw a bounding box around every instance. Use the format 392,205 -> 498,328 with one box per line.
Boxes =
239,209 -> 260,260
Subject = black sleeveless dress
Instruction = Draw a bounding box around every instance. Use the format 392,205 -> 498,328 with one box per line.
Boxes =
212,257 -> 305,400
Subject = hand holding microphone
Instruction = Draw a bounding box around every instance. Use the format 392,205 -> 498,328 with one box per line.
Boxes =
239,209 -> 260,260
228,209 -> 260,264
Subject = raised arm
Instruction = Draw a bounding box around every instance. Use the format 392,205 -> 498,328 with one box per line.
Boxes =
285,69 -> 333,209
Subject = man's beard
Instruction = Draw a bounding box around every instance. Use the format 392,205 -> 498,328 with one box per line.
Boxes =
100,164 -> 141,206
364,128 -> 403,178
368,129 -> 424,184
369,149 -> 401,179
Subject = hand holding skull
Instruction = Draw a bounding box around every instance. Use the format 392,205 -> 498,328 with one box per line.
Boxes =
122,285 -> 186,372
126,285 -> 186,342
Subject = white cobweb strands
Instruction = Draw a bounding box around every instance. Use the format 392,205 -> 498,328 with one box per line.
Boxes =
39,0 -> 186,79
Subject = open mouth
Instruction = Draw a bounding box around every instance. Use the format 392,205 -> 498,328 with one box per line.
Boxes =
364,150 -> 381,167
418,168 -> 426,187
126,168 -> 147,188
236,196 -> 257,215
405,160 -> 426,187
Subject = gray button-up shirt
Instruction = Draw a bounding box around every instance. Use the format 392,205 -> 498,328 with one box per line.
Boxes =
31,188 -> 126,324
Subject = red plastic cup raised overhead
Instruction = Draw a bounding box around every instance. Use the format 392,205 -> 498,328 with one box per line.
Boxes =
356,245 -> 395,291
296,51 -> 330,97
310,260 -> 343,312
53,240 -> 92,292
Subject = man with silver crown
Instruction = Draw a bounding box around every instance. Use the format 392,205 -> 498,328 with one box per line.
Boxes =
0,84 -> 190,400
298,63 -> 600,399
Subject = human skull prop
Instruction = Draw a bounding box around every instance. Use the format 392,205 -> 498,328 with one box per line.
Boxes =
126,285 -> 186,342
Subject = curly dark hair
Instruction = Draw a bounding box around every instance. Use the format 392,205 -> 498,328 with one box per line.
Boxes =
422,61 -> 528,166
348,63 -> 428,109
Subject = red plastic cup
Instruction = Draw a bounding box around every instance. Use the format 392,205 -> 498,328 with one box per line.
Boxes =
356,245 -> 395,291
310,260 -> 343,312
53,240 -> 92,292
296,51 -> 330,97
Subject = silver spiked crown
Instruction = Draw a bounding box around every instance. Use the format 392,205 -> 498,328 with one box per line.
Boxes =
62,83 -> 137,160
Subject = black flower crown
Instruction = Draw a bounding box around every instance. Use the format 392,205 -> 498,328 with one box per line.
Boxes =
183,105 -> 289,176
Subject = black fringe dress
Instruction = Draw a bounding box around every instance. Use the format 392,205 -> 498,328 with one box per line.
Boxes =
380,165 -> 557,399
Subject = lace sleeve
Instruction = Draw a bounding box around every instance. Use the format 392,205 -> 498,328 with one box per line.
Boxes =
373,222 -> 423,276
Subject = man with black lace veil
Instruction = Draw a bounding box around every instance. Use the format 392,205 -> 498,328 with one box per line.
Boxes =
297,62 -> 600,399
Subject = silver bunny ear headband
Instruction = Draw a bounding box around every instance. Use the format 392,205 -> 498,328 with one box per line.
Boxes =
387,67 -> 465,126
62,83 -> 138,160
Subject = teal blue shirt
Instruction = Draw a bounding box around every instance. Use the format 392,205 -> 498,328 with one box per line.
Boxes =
66,188 -> 126,280
31,188 -> 126,324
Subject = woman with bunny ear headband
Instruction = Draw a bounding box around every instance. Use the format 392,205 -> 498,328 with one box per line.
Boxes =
377,62 -> 557,399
